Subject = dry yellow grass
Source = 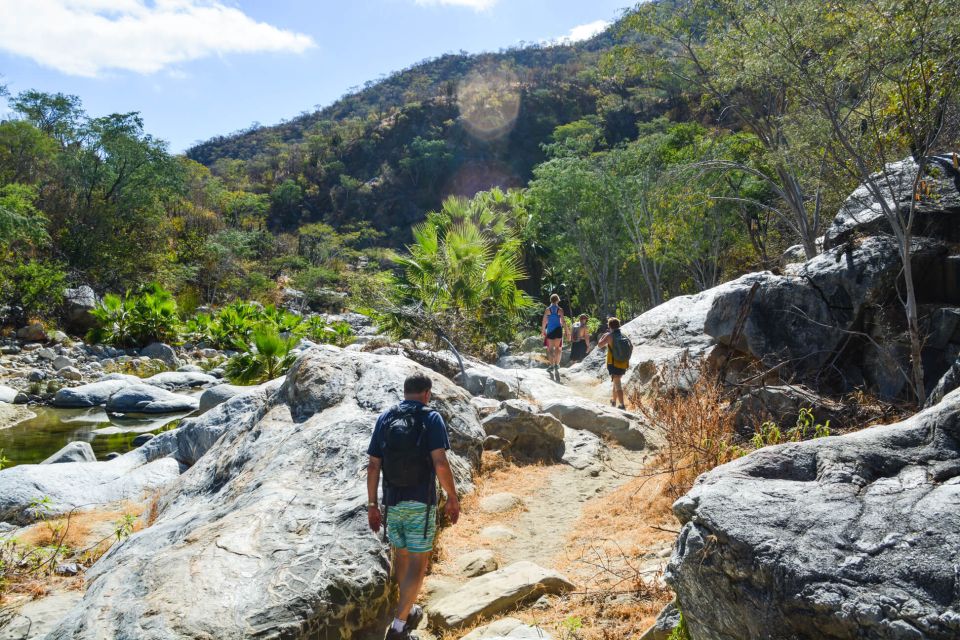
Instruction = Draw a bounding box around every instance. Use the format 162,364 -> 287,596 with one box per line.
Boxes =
432,455 -> 554,571
17,502 -> 145,550
1,501 -> 146,605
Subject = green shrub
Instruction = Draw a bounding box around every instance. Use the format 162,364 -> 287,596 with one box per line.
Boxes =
297,316 -> 355,347
0,260 -> 67,321
224,327 -> 296,384
87,283 -> 181,347
752,407 -> 831,448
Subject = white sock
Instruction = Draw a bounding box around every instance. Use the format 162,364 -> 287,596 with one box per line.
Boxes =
391,618 -> 406,632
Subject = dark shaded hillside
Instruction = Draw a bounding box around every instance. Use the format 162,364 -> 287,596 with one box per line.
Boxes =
183,14 -> 670,239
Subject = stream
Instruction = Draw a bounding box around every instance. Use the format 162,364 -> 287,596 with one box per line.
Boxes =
0,393 -> 201,466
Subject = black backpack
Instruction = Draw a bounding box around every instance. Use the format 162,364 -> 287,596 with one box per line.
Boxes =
380,405 -> 433,488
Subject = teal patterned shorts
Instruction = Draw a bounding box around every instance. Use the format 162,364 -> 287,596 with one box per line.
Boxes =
386,501 -> 437,554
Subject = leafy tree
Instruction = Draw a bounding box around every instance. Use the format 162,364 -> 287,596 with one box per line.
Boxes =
0,183 -> 47,252
0,120 -> 56,184
619,0 -> 835,259
528,155 -> 628,318
10,90 -> 84,146
0,260 -> 67,320
269,179 -> 304,229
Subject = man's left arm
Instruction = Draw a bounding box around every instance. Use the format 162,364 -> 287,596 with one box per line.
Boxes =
430,448 -> 459,525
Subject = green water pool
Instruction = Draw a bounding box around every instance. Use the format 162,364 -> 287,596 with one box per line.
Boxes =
0,405 -> 193,466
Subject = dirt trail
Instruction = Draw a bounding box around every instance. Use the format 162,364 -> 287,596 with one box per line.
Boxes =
361,371 -> 663,639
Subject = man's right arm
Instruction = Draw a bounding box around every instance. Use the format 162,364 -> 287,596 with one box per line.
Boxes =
367,455 -> 382,532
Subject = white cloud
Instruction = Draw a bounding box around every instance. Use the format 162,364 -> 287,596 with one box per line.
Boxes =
0,0 -> 316,77
548,19 -> 611,45
414,0 -> 499,10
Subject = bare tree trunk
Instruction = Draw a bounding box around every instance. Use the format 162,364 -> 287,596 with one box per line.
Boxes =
901,252 -> 925,403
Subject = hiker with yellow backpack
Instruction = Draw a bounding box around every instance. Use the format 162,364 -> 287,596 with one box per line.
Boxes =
598,317 -> 632,410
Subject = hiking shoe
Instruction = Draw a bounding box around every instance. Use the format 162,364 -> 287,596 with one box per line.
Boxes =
383,626 -> 414,640
610,399 -> 616,407
618,404 -> 626,410
405,605 -> 424,632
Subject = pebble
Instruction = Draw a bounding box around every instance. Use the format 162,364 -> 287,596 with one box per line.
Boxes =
59,367 -> 83,381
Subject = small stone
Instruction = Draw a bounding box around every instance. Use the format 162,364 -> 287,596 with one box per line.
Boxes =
59,366 -> 83,381
0,345 -> 20,355
52,355 -> 74,370
42,442 -> 96,464
479,492 -> 524,514
28,369 -> 46,382
16,323 -> 47,342
455,550 -> 498,577
132,433 -> 155,447
140,342 -> 180,369
55,562 -> 80,576
37,347 -> 57,361
177,364 -> 205,373
50,330 -> 70,344
480,525 -> 517,541
103,452 -> 122,461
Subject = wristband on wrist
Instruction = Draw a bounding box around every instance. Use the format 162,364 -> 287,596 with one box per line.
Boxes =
367,501 -> 378,508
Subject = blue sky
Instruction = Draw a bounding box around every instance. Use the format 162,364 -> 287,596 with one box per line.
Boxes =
0,0 -> 633,153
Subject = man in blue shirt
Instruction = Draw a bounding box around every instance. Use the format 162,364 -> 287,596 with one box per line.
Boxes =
367,373 -> 460,640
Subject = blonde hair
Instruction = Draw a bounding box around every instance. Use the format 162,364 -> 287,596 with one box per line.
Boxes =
608,317 -> 621,330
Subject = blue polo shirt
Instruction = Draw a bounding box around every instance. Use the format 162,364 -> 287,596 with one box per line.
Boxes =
367,400 -> 450,506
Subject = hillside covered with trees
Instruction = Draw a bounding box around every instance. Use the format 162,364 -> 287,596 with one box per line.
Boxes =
2,0 -> 958,364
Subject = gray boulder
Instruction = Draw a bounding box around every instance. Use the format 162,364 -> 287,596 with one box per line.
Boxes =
51,376 -> 139,407
541,397 -> 649,450
131,433 -> 154,447
157,379 -> 283,466
62,285 -> 99,335
0,384 -> 26,405
141,371 -> 217,390
667,387 -> 960,640
52,355 -> 74,371
59,366 -> 83,381
176,364 -> 205,373
140,342 -> 181,369
106,384 -> 199,414
0,450 -> 181,525
823,154 -> 960,249
48,345 -> 485,639
196,383 -> 247,414
16,323 -> 47,342
41,442 -> 96,464
456,366 -> 519,401
455,550 -> 499,578
706,236 -> 930,379
640,602 -> 681,640
926,359 -> 960,408
461,617 -> 554,640
426,561 -> 575,630
481,400 -> 565,459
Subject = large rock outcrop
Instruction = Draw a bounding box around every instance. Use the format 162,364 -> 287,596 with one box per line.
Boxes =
823,155 -> 960,249
47,346 -> 485,639
667,388 -> 960,640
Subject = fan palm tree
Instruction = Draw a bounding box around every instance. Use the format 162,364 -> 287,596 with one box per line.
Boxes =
224,327 -> 296,384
